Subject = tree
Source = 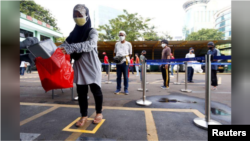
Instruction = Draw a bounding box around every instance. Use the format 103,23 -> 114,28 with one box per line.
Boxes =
97,10 -> 153,41
161,31 -> 173,40
185,28 -> 224,41
143,26 -> 162,41
20,0 -> 60,32
55,36 -> 66,43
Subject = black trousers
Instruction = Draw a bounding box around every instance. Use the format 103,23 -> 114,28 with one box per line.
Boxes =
76,83 -> 103,117
161,65 -> 170,88
187,67 -> 194,82
211,70 -> 218,86
105,65 -> 109,74
130,66 -> 134,74
27,66 -> 32,73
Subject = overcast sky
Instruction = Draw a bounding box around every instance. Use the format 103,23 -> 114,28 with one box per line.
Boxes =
34,0 -> 230,38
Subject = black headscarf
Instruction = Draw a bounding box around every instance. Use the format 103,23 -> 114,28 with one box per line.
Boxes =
66,5 -> 91,44
65,4 -> 92,60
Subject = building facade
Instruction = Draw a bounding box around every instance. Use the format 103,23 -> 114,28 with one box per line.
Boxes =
91,5 -> 123,29
20,12 -> 63,54
182,0 -> 219,39
214,5 -> 231,56
214,6 -> 231,40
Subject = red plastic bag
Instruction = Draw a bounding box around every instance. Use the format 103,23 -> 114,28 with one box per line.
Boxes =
35,48 -> 74,92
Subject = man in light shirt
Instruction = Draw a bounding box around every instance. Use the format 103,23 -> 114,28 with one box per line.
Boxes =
20,61 -> 26,75
114,31 -> 132,95
185,47 -> 195,83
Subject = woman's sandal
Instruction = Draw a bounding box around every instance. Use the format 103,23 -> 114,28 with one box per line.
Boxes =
93,114 -> 103,124
75,117 -> 88,127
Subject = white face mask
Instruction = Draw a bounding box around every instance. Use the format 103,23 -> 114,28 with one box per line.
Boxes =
161,44 -> 166,48
119,36 -> 125,41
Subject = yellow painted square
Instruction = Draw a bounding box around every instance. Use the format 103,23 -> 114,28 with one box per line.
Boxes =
62,117 -> 105,134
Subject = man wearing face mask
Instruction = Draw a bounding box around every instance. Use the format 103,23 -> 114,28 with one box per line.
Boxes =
160,40 -> 171,89
114,31 -> 132,95
185,47 -> 196,83
207,42 -> 219,90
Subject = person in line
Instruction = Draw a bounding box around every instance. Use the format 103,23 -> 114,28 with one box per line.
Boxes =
103,52 -> 109,76
135,53 -> 140,76
130,57 -> 134,75
160,40 -> 171,89
59,4 -> 103,127
185,47 -> 196,83
207,42 -> 219,90
114,31 -> 132,95
170,53 -> 175,78
26,62 -> 32,74
20,61 -> 26,75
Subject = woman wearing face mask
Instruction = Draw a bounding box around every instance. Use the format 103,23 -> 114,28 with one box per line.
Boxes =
185,47 -> 196,83
59,4 -> 103,127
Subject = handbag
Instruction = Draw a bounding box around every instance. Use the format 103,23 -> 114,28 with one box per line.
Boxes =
113,56 -> 125,63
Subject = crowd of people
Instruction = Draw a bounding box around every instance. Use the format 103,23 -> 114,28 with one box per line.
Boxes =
20,4 -> 220,128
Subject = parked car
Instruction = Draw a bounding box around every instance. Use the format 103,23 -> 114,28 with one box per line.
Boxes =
201,54 -> 227,73
173,63 -> 203,73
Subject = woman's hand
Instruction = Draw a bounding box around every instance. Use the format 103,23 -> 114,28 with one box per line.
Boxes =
60,47 -> 67,54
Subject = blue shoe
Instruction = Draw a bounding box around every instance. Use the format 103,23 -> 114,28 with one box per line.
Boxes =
114,89 -> 121,94
124,90 -> 129,95
161,86 -> 169,89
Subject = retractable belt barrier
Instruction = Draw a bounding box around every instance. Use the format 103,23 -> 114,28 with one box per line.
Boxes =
102,56 -> 231,66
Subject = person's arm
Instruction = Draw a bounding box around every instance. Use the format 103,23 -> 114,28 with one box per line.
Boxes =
114,43 -> 117,56
165,49 -> 171,68
60,29 -> 98,54
106,56 -> 109,63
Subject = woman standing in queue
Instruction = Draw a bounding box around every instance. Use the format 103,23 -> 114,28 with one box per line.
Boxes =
59,4 -> 103,127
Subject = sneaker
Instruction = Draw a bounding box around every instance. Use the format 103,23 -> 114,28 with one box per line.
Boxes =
211,87 -> 217,90
161,86 -> 167,89
114,89 -> 121,94
124,90 -> 129,95
170,75 -> 174,78
188,81 -> 194,83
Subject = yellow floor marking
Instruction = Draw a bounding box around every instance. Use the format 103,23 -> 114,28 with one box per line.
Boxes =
115,92 -> 126,95
20,106 -> 59,126
191,109 -> 205,118
65,112 -> 97,140
63,118 -> 105,134
20,102 -> 195,112
144,110 -> 159,141
218,77 -> 221,84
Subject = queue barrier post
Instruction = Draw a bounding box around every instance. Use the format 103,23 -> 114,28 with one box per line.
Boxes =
174,64 -> 181,85
180,62 -> 192,92
137,63 -> 148,92
193,54 -> 221,129
136,57 -> 152,106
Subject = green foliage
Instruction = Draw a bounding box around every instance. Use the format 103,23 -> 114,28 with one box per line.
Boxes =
185,28 -> 224,41
97,10 -> 165,41
55,36 -> 66,43
143,26 -> 161,41
20,0 -> 60,32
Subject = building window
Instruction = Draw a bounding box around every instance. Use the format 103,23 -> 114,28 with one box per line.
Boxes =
20,29 -> 33,38
40,35 -> 51,41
